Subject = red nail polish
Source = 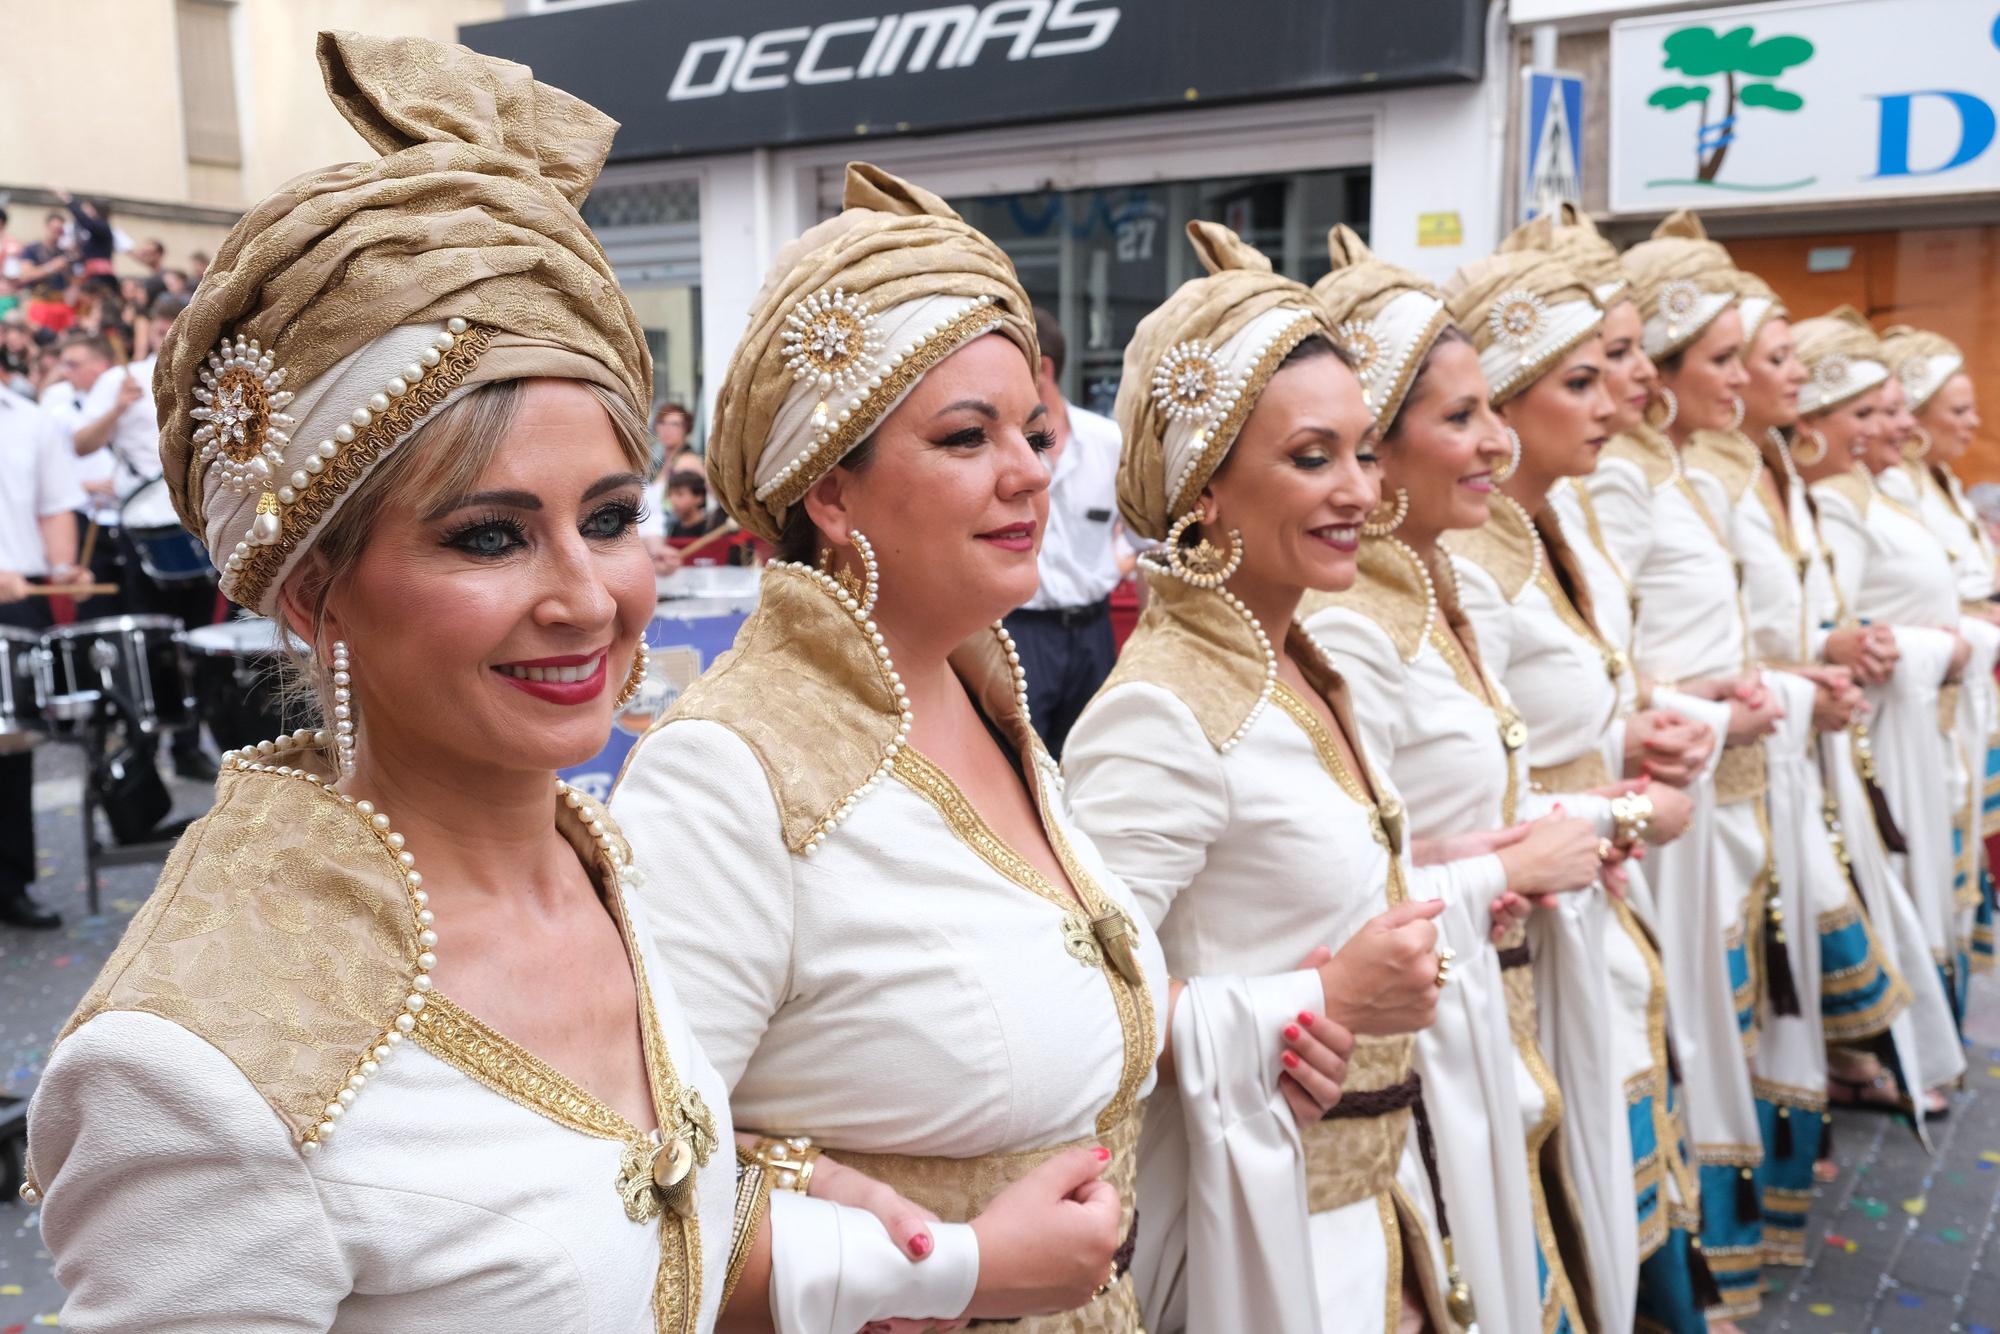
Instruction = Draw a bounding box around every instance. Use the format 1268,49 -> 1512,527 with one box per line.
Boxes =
908,1234 -> 932,1258
1093,1146 -> 1111,1162
1282,1051 -> 1300,1068
1284,1024 -> 1301,1040
1298,1011 -> 1315,1026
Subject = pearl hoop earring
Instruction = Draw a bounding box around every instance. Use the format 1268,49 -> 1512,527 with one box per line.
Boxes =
1653,387 -> 1679,432
1361,487 -> 1409,538
330,641 -> 356,778
614,640 -> 651,710
1794,427 -> 1828,467
1728,395 -> 1746,433
1906,426 -> 1933,460
817,529 -> 881,619
1163,509 -> 1243,589
1494,425 -> 1522,483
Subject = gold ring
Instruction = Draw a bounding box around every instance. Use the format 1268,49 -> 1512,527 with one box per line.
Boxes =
1434,945 -> 1456,989
1597,837 -> 1616,862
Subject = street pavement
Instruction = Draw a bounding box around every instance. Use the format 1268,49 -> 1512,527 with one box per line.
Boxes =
2,742 -> 1997,1330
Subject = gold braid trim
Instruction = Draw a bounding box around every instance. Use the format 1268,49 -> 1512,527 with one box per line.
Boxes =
232,323 -> 495,610
413,993 -> 642,1142
720,1148 -> 771,1313
765,303 -> 1003,513
1167,310 -> 1323,517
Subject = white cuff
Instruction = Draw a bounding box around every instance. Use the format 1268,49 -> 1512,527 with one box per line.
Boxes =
767,1193 -> 980,1334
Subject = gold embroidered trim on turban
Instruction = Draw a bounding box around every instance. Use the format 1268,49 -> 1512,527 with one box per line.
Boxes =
1794,307 -> 1889,417
1443,250 -> 1602,407
1114,222 -> 1332,541
1310,225 -> 1449,435
156,30 -> 651,617
1879,325 -> 1966,414
1622,210 -> 1739,362
706,163 -> 1037,544
1500,203 -> 1631,308
1733,269 -> 1789,349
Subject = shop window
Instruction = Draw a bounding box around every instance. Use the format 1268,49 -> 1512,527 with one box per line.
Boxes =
176,0 -> 242,168
954,168 -> 1371,415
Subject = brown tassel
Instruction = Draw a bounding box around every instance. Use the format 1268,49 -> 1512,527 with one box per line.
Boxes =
1688,1241 -> 1725,1311
1736,1166 -> 1759,1224
1765,895 -> 1802,1017
1774,1105 -> 1794,1158
1819,1111 -> 1834,1159
1866,777 -> 1908,853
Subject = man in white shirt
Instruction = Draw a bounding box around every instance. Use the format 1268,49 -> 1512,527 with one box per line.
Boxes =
1003,308 -> 1129,757
0,390 -> 86,929
43,333 -> 124,613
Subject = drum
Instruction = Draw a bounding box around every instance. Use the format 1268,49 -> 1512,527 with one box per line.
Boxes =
184,618 -> 291,752
121,477 -> 215,586
41,614 -> 192,733
0,626 -> 48,754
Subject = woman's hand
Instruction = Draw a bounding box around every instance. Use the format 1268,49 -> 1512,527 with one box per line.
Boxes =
1945,629 -> 1972,683
1411,823 -> 1531,866
1639,780 -> 1694,844
1316,899 -> 1447,1036
1824,623 -> 1899,684
803,1148 -> 945,1264
1722,677 -> 1783,746
1495,811 -> 1603,897
1625,708 -> 1714,786
1279,1005 -> 1355,1127
1796,665 -> 1866,733
965,1148 -> 1122,1319
1487,890 -> 1533,940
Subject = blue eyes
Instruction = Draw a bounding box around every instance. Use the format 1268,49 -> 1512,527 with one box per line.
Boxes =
443,501 -> 643,559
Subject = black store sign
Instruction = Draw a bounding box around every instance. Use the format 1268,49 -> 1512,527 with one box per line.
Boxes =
462,0 -> 1485,161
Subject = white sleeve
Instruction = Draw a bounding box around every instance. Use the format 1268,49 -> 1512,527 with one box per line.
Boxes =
37,410 -> 84,517
1412,854 -> 1508,949
1813,490 -> 1869,614
611,718 -> 796,1092
1063,683 -> 1227,931
1450,556 -> 1516,681
1583,458 -> 1658,583
1299,606 -> 1406,772
767,1194 -> 979,1333
28,1011 -> 348,1332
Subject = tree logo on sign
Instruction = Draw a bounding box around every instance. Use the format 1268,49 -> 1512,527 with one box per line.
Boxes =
1646,25 -> 1817,192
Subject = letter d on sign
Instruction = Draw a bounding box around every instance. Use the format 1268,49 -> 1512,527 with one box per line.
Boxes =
1874,91 -> 1997,176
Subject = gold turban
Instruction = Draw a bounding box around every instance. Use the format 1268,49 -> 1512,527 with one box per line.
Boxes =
1500,203 -> 1630,308
155,31 -> 651,617
1621,210 -> 1739,362
1793,307 -> 1889,417
1879,325 -> 1966,414
1310,225 -> 1450,432
1442,250 -> 1602,407
1733,269 -> 1789,349
1114,222 -> 1333,541
706,163 -> 1036,544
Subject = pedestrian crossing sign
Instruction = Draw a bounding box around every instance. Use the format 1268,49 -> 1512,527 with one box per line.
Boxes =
1522,68 -> 1585,222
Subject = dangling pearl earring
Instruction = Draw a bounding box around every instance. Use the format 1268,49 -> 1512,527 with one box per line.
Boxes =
330,640 -> 356,778
1728,395 -> 1746,432
1653,387 -> 1679,431
1361,488 -> 1409,538
614,640 -> 651,710
1494,425 -> 1522,483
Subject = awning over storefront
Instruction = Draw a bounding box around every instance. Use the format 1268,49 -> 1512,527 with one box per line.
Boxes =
460,0 -> 1485,161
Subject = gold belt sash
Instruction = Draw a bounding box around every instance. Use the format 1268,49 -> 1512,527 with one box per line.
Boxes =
1940,682 -> 1963,737
1303,1033 -> 1416,1214
1529,750 -> 1614,794
831,1114 -> 1143,1333
1714,741 -> 1769,805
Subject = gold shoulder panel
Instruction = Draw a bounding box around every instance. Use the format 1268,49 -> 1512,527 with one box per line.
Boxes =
1602,425 -> 1677,489
1442,493 -> 1537,602
1302,536 -> 1434,662
1684,429 -> 1761,504
60,742 -> 419,1144
1097,567 -> 1271,751
1813,467 -> 1873,518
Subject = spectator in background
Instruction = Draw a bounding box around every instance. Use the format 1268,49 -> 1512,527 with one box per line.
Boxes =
130,237 -> 171,301
53,191 -> 115,280
1,315 -> 37,394
187,250 -> 210,286
16,210 -> 72,286
651,398 -> 693,455
663,469 -> 725,539
1001,305 -> 1129,757
43,332 -> 124,610
23,279 -> 75,336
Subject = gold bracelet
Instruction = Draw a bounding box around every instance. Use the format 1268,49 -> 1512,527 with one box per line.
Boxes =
752,1134 -> 822,1193
1610,792 -> 1654,849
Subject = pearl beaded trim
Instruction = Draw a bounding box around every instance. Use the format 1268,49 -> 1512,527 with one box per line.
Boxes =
214,729 -> 437,1157
191,335 -> 295,498
1165,310 -> 1322,515
1487,289 -> 1548,349
1374,534 -> 1441,666
756,296 -> 1000,506
219,318 -> 479,606
1139,552 -> 1276,753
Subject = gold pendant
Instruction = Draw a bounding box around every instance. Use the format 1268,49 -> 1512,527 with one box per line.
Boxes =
1090,908 -> 1143,986
1500,714 -> 1528,751
1061,913 -> 1103,967
618,1139 -> 667,1223
1376,795 -> 1406,856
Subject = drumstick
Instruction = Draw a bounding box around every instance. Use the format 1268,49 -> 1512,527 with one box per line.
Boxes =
22,583 -> 119,597
78,519 -> 100,571
675,519 -> 742,560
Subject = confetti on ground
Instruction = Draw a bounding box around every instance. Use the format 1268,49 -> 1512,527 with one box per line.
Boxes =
1857,1197 -> 1888,1218
1940,1226 -> 1965,1242
1807,1303 -> 1835,1316
5,1324 -> 24,1334
1823,1230 -> 1859,1252
1989,1064 -> 2000,1079
0,1288 -> 17,1297
1896,1291 -> 1923,1307
1902,1196 -> 1927,1215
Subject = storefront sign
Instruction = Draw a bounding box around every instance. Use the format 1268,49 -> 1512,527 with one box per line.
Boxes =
1610,0 -> 2000,212
462,0 -> 1484,160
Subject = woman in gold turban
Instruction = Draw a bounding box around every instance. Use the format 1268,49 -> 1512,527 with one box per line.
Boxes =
21,34 -> 1124,1334
611,166 -> 1355,1334
1064,219 -> 1518,1334
1439,243 -> 1719,1333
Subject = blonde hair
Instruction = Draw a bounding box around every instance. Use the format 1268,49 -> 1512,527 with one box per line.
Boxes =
274,379 -> 651,732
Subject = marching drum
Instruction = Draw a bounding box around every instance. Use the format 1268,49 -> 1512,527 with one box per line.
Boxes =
0,626 -> 48,753
121,477 -> 216,586
40,615 -> 193,733
184,618 -> 291,752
